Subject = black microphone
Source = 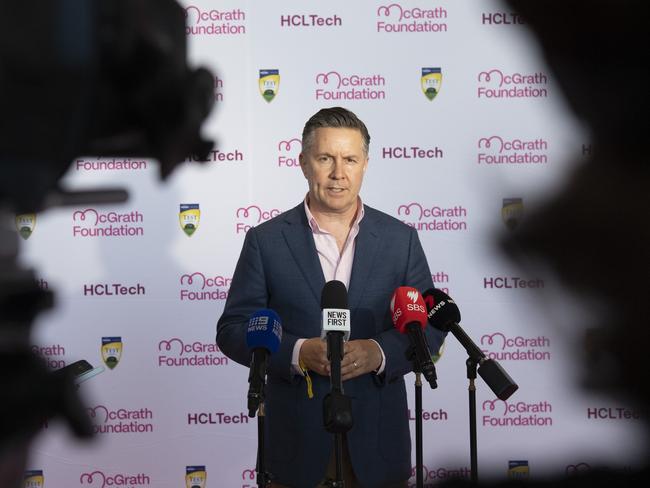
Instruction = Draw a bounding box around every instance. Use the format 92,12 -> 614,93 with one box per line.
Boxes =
320,280 -> 351,393
246,309 -> 282,417
320,280 -> 353,434
422,288 -> 518,401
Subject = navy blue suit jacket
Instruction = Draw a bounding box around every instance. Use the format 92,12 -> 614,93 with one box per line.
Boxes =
217,203 -> 444,488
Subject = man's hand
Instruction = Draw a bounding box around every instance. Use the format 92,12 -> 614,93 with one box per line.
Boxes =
299,338 -> 330,376
341,340 -> 382,381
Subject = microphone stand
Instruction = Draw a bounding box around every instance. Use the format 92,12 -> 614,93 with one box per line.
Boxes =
466,358 -> 478,484
323,331 -> 353,488
255,402 -> 271,487
406,346 -> 424,488
449,324 -> 517,485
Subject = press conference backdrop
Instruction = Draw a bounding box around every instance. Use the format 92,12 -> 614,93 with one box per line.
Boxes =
20,1 -> 645,487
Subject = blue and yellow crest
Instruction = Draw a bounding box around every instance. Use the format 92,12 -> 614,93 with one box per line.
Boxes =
23,470 -> 44,488
502,198 -> 524,231
16,213 -> 37,240
186,466 -> 207,488
421,68 -> 442,101
179,204 -> 201,237
508,460 -> 529,479
259,69 -> 280,102
101,337 -> 123,370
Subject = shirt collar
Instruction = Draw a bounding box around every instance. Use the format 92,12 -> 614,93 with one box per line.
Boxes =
303,194 -> 365,234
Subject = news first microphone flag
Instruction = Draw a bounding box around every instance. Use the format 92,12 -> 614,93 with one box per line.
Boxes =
21,0 -> 638,486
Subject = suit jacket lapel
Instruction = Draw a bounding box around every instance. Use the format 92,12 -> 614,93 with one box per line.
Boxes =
281,204 -> 326,305
348,207 -> 382,311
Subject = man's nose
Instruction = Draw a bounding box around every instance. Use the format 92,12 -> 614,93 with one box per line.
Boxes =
330,158 -> 345,178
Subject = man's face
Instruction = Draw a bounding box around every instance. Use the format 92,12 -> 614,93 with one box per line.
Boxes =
299,127 -> 368,216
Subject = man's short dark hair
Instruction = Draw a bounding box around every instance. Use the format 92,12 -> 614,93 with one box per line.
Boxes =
301,107 -> 370,155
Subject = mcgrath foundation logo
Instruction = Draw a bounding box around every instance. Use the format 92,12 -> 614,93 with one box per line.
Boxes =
259,69 -> 280,102
16,213 -> 36,240
480,332 -> 551,361
377,4 -> 448,33
23,470 -> 44,488
482,399 -> 553,427
508,461 -> 529,479
184,6 -> 246,36
478,136 -> 549,165
397,203 -> 468,232
432,271 -> 450,295
101,337 -> 122,370
478,69 -> 548,99
409,465 -> 470,486
80,470 -> 151,487
241,467 -> 256,487
87,405 -> 154,434
32,344 -> 67,369
186,466 -> 207,488
502,198 -> 523,230
179,204 -> 200,237
277,138 -> 302,168
179,272 -> 231,301
421,68 -> 442,100
74,157 -> 147,172
235,205 -> 282,234
315,71 -> 386,101
214,75 -> 223,102
565,463 -> 591,475
72,208 -> 144,238
158,337 -> 229,367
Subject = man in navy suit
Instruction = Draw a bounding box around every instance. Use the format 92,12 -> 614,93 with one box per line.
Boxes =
217,107 -> 444,487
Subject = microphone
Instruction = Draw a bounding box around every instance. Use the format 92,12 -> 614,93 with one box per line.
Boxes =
422,288 -> 518,401
246,309 -> 282,417
390,287 -> 438,389
321,280 -> 351,390
321,280 -> 353,433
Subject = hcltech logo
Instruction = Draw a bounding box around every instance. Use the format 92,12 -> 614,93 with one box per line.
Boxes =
23,470 -> 44,488
502,198 -> 523,230
259,70 -> 280,102
101,337 -> 122,370
186,466 -> 207,488
508,460 -> 530,479
421,68 -> 442,100
179,204 -> 200,236
16,213 -> 36,240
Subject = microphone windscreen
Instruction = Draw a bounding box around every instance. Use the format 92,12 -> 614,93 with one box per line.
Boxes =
422,288 -> 461,332
246,309 -> 282,354
321,280 -> 348,309
390,287 -> 428,334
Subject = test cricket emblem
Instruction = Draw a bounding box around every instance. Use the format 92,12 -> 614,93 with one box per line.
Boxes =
186,466 -> 207,488
508,460 -> 529,479
16,213 -> 37,240
101,337 -> 123,370
421,68 -> 442,101
259,69 -> 280,102
23,470 -> 44,488
179,204 -> 201,237
501,198 -> 524,231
